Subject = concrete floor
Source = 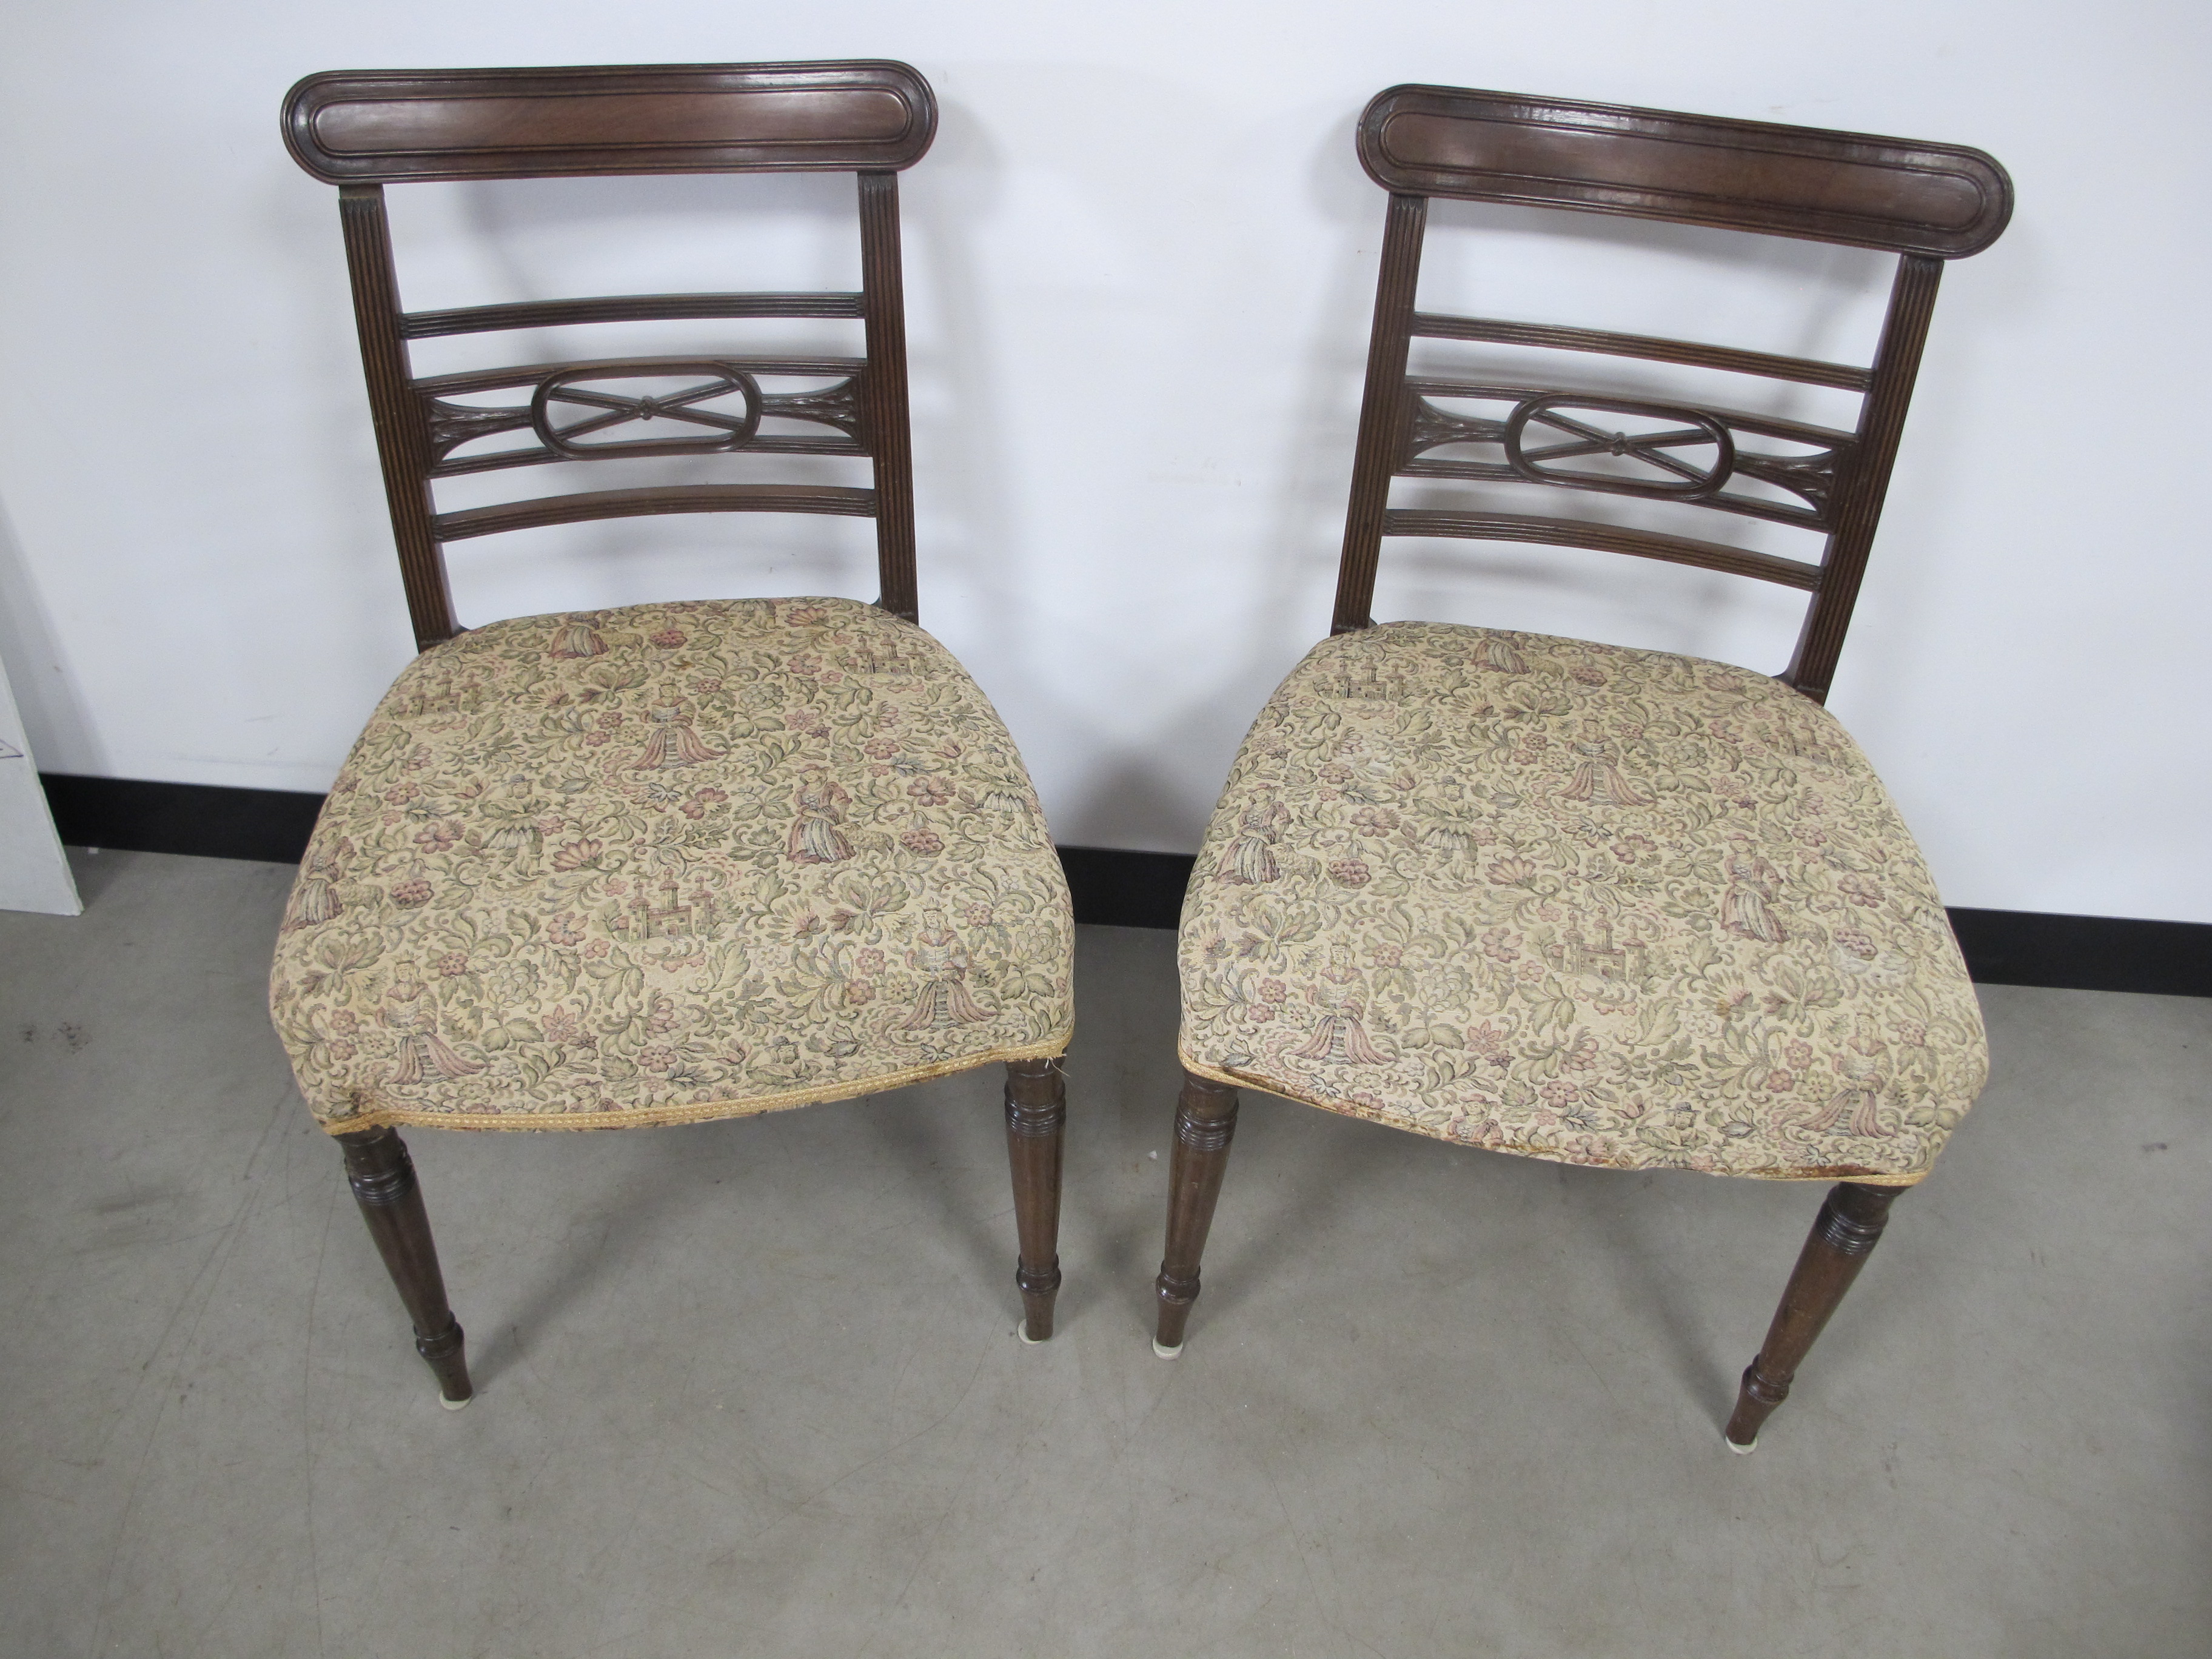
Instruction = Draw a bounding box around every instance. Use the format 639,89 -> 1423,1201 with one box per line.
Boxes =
0,850 -> 2205,1658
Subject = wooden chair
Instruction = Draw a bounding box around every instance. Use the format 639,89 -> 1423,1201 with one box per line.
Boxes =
1155,86 -> 2011,1449
270,63 -> 1072,1407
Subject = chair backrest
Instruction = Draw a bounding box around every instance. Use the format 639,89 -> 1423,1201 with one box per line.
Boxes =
283,61 -> 937,651
1332,85 -> 2012,703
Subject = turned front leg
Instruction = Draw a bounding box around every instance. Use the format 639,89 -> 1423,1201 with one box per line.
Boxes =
1152,1070 -> 1241,1356
337,1126 -> 474,1408
1725,1181 -> 1903,1450
1004,1057 -> 1067,1342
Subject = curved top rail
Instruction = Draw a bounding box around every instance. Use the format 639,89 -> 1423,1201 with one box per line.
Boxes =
1358,85 -> 2011,256
284,61 -> 936,184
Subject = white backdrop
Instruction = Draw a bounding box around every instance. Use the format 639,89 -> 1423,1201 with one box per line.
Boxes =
2,1 -> 2207,923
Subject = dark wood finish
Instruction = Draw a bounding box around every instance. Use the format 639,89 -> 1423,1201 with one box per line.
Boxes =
1328,85 -> 2008,705
1413,312 -> 1872,392
1379,509 -> 1823,590
433,483 -> 876,541
857,171 -> 920,622
418,354 -> 865,396
1400,380 -> 1854,532
1358,86 -> 2011,255
337,1127 -> 473,1406
1783,255 -> 1943,702
418,355 -> 865,475
1152,1071 -> 1241,1354
402,290 -> 864,340
338,184 -> 456,651
294,63 -> 937,649
285,62 -> 935,184
1003,1058 -> 1068,1341
1332,192 -> 1428,634
1724,1182 -> 1903,1449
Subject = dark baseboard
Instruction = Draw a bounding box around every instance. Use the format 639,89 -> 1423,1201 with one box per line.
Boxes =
1943,907 -> 2210,999
1056,844 -> 1195,932
41,773 -> 326,866
41,773 -> 2209,997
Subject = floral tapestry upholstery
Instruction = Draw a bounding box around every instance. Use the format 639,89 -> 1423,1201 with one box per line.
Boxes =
271,597 -> 1073,1133
1178,623 -> 1986,1184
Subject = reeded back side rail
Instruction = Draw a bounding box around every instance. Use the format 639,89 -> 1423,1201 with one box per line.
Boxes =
1332,85 -> 2012,703
284,62 -> 937,650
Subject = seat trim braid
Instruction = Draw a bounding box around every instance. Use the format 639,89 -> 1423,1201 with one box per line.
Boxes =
1173,1050 -> 1922,1186
314,1030 -> 1071,1136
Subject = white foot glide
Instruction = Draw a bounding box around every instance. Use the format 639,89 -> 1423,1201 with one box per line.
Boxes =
1152,1338 -> 1182,1359
440,1393 -> 473,1412
1017,1320 -> 1045,1345
1725,1433 -> 1755,1455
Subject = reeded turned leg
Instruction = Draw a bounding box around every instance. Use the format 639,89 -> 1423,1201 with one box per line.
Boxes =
1152,1070 -> 1241,1357
1004,1057 -> 1067,1342
336,1126 -> 474,1409
1724,1180 -> 1902,1451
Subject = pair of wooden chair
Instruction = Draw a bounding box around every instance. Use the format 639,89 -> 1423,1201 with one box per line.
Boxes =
270,63 -> 2009,1451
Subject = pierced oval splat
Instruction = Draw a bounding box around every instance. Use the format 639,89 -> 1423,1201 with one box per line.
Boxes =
528,360 -> 763,458
1503,395 -> 1735,499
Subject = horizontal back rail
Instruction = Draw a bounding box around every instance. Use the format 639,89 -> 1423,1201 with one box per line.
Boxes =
431,431 -> 862,478
430,436 -> 861,478
415,355 -> 865,397
1412,312 -> 1871,393
286,62 -> 936,183
1361,85 -> 2011,256
401,291 -> 863,340
433,483 -> 877,542
1380,509 -> 1823,590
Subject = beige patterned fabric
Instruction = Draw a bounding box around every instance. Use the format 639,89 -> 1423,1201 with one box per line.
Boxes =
1179,623 -> 1985,1184
271,598 -> 1073,1133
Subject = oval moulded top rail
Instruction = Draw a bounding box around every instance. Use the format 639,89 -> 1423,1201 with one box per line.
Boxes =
1358,85 -> 2011,257
284,61 -> 937,184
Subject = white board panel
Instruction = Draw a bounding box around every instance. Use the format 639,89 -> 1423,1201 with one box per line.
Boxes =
0,642 -> 79,916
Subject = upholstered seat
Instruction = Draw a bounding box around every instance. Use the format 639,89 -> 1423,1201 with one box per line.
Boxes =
1178,622 -> 1985,1184
273,596 -> 1074,1133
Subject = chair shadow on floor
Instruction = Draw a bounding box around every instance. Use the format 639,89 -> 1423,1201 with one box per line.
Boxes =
1120,1088 -> 1418,1336
851,1074 -> 1035,1330
458,1065 -> 1046,1390
462,1141 -> 703,1398
1105,1076 -> 1788,1424
458,1121 -> 758,1389
1584,1173 -> 1740,1418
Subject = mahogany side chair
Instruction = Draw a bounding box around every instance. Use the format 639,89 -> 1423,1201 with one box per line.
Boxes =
269,63 -> 1073,1407
1155,86 -> 2011,1449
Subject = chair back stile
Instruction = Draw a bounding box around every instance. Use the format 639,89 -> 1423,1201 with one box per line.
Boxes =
1328,87 -> 2012,704
284,62 -> 937,652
